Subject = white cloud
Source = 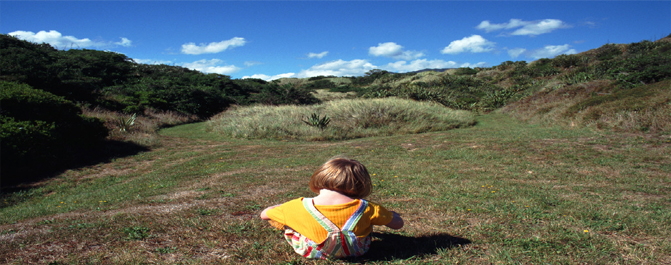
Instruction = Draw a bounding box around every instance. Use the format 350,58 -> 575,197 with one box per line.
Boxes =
247,58 -> 488,81
369,42 -> 424,60
369,42 -> 402,56
247,59 -> 378,80
476,19 -> 527,32
243,73 -> 297,81
133,58 -> 173,65
441,35 -> 495,54
8,30 -> 131,49
383,59 -> 459,72
181,37 -> 246,55
507,48 -> 527,58
476,19 -> 569,36
529,44 -> 577,59
115,37 -> 132,47
460,62 -> 487,68
297,59 -> 377,78
243,74 -> 272,80
308,51 -> 329,59
512,19 -> 568,36
181,59 -> 241,75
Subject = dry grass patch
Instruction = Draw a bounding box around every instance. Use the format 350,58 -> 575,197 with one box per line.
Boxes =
207,97 -> 475,141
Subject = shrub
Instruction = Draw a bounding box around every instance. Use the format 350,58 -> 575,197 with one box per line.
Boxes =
607,54 -> 671,86
595,44 -> 623,61
528,60 -> 560,78
552,54 -> 587,68
302,112 -> 330,131
454,67 -> 478,76
0,81 -> 107,183
479,88 -> 518,110
251,83 -> 320,105
303,79 -> 336,89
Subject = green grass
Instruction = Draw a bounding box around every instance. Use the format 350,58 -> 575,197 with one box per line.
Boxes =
1,113 -> 670,264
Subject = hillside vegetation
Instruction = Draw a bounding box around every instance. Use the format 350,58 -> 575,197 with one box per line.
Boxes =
2,33 -> 671,185
0,33 -> 670,264
1,114 -> 669,264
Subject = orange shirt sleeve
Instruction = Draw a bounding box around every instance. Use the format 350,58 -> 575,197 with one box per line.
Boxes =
265,198 -> 302,227
365,201 -> 394,226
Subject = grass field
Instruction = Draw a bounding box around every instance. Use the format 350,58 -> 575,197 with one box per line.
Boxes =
1,113 -> 670,264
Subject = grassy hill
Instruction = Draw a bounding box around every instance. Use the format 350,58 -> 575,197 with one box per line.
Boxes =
1,34 -> 670,264
1,113 -> 669,264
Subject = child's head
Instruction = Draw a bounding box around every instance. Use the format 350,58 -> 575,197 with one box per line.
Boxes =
309,156 -> 372,198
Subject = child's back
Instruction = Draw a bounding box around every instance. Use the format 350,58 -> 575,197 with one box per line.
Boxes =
260,157 -> 403,260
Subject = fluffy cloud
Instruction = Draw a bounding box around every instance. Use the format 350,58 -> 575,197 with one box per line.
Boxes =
476,19 -> 528,32
243,73 -> 296,81
507,48 -> 527,58
181,59 -> 241,75
248,59 -> 377,81
115,37 -> 132,47
512,19 -> 568,36
298,59 -> 377,77
247,58 -> 489,81
369,42 -> 424,60
307,51 -> 329,59
459,62 -> 488,68
8,30 -> 131,49
529,44 -> 577,59
181,37 -> 246,55
441,35 -> 495,54
383,59 -> 459,72
476,19 -> 569,36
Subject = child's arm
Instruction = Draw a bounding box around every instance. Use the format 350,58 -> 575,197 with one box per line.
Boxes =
385,211 -> 404,229
259,204 -> 281,220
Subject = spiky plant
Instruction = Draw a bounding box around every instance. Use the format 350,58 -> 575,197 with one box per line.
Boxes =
302,112 -> 330,131
118,113 -> 137,132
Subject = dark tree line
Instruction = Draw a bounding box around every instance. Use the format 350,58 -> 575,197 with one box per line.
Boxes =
0,34 -> 319,184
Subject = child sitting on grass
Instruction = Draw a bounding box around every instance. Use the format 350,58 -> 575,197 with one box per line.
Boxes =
260,156 -> 404,260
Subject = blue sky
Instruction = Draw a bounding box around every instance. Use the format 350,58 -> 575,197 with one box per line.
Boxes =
2,1 -> 670,80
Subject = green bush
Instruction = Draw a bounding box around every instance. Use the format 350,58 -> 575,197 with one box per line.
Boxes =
250,83 -> 320,105
595,44 -> 622,61
454,67 -> 478,76
497,60 -> 527,71
302,79 -> 336,89
528,60 -> 560,78
552,54 -> 587,68
1,81 -> 108,183
328,85 -> 364,94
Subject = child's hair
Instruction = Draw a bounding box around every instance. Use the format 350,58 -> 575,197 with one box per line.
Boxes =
309,156 -> 372,198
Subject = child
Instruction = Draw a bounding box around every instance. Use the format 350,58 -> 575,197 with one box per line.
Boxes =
260,156 -> 404,260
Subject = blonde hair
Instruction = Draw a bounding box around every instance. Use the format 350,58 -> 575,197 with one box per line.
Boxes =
309,156 -> 372,198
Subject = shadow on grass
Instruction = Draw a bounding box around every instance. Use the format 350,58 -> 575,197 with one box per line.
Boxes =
349,232 -> 471,262
1,140 -> 149,191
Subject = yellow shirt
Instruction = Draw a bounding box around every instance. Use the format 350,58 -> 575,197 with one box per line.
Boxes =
266,197 -> 394,243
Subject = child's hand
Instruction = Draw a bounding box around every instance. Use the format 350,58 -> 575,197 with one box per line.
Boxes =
386,211 -> 404,229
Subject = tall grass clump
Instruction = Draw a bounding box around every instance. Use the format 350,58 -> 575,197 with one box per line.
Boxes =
206,98 -> 476,141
